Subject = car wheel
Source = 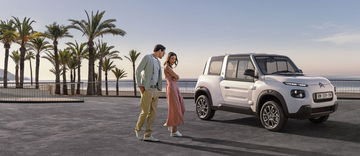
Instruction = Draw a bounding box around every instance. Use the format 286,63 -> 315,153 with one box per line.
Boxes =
260,101 -> 287,131
309,115 -> 329,123
196,95 -> 215,120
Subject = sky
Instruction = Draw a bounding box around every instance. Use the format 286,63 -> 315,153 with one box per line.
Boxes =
0,0 -> 360,80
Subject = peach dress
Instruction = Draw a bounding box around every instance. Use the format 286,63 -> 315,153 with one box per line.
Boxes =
164,65 -> 185,127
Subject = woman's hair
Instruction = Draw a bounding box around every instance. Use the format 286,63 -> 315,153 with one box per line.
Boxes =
164,52 -> 178,68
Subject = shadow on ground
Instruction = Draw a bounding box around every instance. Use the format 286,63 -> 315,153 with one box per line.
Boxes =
212,117 -> 360,143
157,136 -> 334,156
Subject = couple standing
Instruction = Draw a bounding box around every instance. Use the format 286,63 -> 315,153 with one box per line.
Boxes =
134,44 -> 185,142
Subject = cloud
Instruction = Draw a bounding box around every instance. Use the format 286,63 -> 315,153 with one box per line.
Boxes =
315,32 -> 360,45
311,22 -> 343,30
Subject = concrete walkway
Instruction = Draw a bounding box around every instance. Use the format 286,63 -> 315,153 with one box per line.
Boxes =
0,97 -> 359,156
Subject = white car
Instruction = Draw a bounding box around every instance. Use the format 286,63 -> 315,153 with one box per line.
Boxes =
194,53 -> 338,131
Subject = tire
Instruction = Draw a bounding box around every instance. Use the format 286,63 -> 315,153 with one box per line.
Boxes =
259,101 -> 287,132
195,95 -> 215,120
309,115 -> 329,123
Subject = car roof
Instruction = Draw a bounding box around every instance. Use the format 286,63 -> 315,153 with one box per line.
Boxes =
211,53 -> 287,58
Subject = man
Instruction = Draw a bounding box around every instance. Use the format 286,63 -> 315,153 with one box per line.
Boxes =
134,44 -> 165,142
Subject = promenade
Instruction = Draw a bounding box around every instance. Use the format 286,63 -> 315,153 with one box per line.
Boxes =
0,97 -> 359,156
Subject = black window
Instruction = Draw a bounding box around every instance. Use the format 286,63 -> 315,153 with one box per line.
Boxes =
245,60 -> 255,81
255,56 -> 298,75
225,59 -> 238,79
208,56 -> 224,75
225,56 -> 255,82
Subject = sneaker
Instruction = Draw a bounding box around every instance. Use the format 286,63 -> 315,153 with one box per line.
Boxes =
170,131 -> 182,137
143,135 -> 160,142
134,130 -> 141,140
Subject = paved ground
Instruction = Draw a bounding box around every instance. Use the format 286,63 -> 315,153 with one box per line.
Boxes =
0,97 -> 359,156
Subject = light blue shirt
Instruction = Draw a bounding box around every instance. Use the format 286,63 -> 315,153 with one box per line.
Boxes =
150,55 -> 161,86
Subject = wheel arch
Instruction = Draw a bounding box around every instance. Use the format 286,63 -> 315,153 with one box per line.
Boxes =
195,86 -> 213,106
256,90 -> 289,117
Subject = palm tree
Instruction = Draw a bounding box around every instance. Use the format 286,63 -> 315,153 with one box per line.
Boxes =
69,10 -> 126,95
102,58 -> 115,96
59,49 -> 72,95
67,56 -> 78,95
42,51 -> 63,94
124,50 -> 141,96
0,20 -> 18,88
25,51 -> 35,85
42,51 -> 56,67
44,22 -> 72,94
67,41 -> 87,94
12,17 -> 41,88
28,37 -> 51,89
10,50 -> 20,87
95,41 -> 121,95
43,52 -> 63,75
111,67 -> 127,96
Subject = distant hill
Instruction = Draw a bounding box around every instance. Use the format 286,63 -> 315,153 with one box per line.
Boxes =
0,69 -> 16,80
0,69 -> 30,81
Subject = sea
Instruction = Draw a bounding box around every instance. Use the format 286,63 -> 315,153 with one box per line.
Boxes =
36,76 -> 360,94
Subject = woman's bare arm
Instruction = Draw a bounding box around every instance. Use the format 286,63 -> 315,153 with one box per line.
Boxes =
165,66 -> 179,80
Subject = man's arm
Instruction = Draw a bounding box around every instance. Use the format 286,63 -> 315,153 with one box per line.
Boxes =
136,55 -> 149,92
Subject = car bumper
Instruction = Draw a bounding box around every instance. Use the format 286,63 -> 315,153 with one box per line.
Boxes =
288,102 -> 338,119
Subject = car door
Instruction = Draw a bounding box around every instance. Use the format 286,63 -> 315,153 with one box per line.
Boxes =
220,56 -> 255,107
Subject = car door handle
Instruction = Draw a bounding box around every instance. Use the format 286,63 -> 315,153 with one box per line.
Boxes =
224,86 -> 230,89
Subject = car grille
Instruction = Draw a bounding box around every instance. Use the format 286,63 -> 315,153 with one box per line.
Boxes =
311,105 -> 335,114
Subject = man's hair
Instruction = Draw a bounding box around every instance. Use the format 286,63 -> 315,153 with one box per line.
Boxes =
153,44 -> 166,52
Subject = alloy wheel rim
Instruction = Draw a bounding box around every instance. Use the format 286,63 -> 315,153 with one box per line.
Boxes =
262,103 -> 280,129
196,97 -> 208,118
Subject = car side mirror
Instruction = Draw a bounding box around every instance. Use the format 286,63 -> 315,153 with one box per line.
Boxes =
297,69 -> 303,73
244,69 -> 257,78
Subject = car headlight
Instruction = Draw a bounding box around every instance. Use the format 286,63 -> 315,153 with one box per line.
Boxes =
283,82 -> 308,87
291,89 -> 306,98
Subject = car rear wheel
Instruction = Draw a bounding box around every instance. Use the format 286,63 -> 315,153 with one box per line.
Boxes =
196,95 -> 215,120
260,101 -> 287,131
309,115 -> 329,123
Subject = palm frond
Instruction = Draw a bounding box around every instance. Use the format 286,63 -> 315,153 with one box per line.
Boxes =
111,67 -> 127,79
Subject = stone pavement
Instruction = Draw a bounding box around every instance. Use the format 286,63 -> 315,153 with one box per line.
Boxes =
0,97 -> 359,156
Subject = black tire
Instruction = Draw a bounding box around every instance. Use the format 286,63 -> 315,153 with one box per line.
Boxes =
195,95 -> 215,120
309,115 -> 329,123
259,101 -> 287,132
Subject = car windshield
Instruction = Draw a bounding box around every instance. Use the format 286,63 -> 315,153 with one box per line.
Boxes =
254,56 -> 301,75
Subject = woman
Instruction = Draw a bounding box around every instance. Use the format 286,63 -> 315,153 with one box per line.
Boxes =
163,52 -> 185,137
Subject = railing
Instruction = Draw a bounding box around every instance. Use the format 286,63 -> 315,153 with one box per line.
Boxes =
329,79 -> 360,99
86,80 -> 197,97
1,79 -> 359,102
0,82 -> 84,103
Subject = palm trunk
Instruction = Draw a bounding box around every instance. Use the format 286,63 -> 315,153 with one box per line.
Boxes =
54,40 -> 61,94
29,59 -> 33,86
116,78 -> 119,96
19,46 -> 26,88
35,51 -> 40,89
62,66 -> 68,95
86,40 -> 95,95
94,72 -> 97,92
71,69 -> 75,95
132,63 -> 137,96
15,65 -> 19,88
105,71 -> 108,96
76,60 -> 81,94
3,44 -> 10,88
97,58 -> 103,95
